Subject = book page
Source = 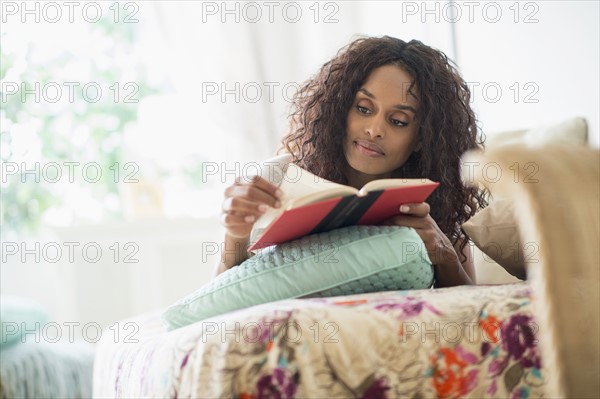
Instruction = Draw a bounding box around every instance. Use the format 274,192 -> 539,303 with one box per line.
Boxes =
253,164 -> 355,231
359,178 -> 436,196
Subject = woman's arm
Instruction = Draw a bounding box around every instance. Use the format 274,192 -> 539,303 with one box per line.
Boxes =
382,202 -> 475,287
211,175 -> 282,279
211,234 -> 251,279
432,240 -> 475,288
458,240 -> 476,282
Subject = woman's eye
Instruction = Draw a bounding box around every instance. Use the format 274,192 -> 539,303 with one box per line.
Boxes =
355,105 -> 371,114
391,118 -> 408,127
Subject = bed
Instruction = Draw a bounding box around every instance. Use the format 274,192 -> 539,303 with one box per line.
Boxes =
94,283 -> 540,398
93,142 -> 599,398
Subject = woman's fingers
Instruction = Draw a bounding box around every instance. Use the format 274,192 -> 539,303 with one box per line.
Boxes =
399,202 -> 430,217
241,175 -> 283,200
220,209 -> 257,239
380,201 -> 459,267
222,196 -> 268,215
385,214 -> 428,230
221,176 -> 283,238
226,181 -> 281,209
220,212 -> 257,226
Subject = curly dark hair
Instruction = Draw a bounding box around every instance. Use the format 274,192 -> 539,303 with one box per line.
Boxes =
280,36 -> 489,263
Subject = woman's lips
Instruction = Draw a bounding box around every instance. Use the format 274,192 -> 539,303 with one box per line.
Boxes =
354,140 -> 385,157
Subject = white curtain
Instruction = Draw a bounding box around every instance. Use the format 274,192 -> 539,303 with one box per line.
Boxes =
129,1 -> 456,165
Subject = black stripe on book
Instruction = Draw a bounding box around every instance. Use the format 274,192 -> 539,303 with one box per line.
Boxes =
309,190 -> 384,234
309,196 -> 355,235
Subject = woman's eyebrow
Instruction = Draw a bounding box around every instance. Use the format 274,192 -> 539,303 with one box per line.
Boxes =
358,88 -> 417,114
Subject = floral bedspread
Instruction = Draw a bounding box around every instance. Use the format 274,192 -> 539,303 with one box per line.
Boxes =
93,282 -> 546,398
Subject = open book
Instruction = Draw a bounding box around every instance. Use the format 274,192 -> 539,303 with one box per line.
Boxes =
248,164 -> 439,251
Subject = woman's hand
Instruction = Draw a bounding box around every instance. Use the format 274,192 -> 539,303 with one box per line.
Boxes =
382,202 -> 458,267
221,176 -> 282,239
382,202 -> 474,287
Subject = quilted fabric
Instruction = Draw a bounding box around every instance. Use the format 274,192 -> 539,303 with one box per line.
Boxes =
97,283 -> 546,399
163,226 -> 433,330
307,266 -> 433,297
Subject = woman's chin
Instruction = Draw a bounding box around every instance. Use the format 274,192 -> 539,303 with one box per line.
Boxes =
346,159 -> 390,178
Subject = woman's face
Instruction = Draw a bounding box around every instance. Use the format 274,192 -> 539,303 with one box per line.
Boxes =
344,64 -> 421,181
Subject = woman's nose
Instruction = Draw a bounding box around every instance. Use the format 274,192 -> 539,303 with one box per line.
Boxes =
366,116 -> 386,138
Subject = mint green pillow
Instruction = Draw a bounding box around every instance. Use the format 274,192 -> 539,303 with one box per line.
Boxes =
163,226 -> 434,330
1,296 -> 50,350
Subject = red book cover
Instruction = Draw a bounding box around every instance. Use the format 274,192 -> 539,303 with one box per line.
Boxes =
248,181 -> 439,251
357,183 -> 439,225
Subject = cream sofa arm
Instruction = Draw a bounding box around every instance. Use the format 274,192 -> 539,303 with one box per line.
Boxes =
462,144 -> 599,398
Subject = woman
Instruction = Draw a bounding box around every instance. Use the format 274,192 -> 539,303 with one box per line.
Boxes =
215,36 -> 488,287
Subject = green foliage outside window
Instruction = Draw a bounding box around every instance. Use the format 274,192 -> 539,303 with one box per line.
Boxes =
1,17 -> 159,235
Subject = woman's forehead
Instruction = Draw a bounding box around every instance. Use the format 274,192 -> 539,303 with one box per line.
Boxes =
360,65 -> 419,107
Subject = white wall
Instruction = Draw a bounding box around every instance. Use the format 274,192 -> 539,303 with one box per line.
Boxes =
454,0 -> 599,146
1,218 -> 221,340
